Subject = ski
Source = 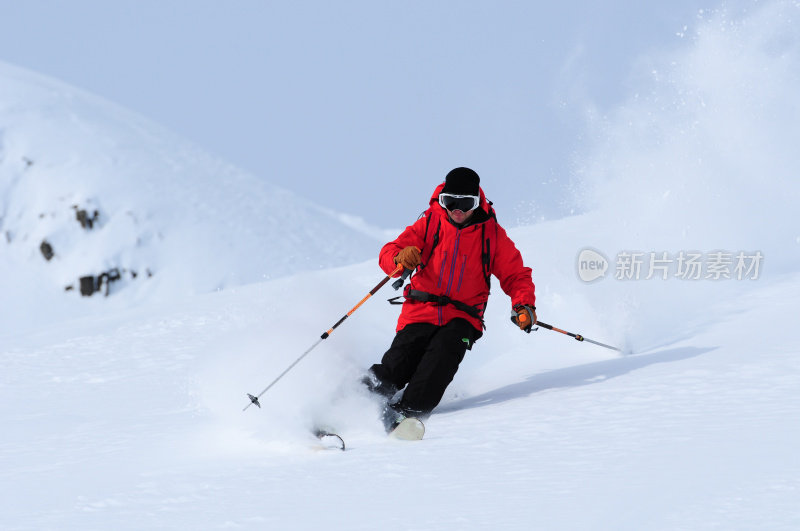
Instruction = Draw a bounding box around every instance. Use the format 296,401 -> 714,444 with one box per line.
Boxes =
309,416 -> 423,450
388,417 -> 425,441
313,428 -> 345,451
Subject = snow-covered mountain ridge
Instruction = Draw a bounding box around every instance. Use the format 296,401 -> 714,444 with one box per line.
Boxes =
0,60 -> 383,319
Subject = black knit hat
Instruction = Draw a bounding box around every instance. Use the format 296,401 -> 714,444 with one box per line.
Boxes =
442,167 -> 480,196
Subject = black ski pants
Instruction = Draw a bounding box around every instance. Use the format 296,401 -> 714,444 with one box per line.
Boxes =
369,318 -> 481,416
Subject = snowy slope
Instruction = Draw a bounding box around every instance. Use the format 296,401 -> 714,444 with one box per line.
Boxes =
1,256 -> 798,530
3,2 -> 800,530
0,60 -> 384,330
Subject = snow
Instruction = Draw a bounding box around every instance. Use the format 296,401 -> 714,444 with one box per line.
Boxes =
0,59 -> 384,334
3,2 -> 800,530
3,263 -> 799,529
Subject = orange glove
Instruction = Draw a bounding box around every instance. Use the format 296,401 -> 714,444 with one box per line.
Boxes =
394,246 -> 422,270
512,305 -> 537,333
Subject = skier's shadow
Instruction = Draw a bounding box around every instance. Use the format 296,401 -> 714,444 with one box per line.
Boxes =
437,346 -> 716,413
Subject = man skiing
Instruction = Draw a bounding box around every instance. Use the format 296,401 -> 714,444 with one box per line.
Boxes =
364,167 -> 537,431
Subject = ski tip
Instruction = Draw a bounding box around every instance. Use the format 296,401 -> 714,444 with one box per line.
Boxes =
389,417 -> 425,441
314,430 -> 346,451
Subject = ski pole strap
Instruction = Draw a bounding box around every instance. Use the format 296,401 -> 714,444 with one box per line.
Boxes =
391,267 -> 413,290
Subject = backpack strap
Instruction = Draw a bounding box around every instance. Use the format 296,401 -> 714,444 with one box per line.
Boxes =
480,203 -> 497,290
419,209 -> 441,272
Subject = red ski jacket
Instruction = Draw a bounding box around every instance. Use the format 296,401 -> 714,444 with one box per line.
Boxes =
379,183 -> 535,333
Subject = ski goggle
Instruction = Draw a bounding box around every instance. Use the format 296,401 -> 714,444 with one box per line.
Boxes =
438,193 -> 480,212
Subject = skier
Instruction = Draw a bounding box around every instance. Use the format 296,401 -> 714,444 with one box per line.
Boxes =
364,167 -> 537,431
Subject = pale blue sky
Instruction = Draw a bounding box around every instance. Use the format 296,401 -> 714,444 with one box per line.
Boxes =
1,1 -> 736,228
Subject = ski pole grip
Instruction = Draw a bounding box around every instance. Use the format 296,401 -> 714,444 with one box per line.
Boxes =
392,268 -> 413,290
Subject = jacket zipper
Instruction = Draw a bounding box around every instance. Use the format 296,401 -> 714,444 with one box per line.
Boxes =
438,231 -> 463,325
437,250 -> 448,289
456,255 -> 467,292
445,231 -> 461,297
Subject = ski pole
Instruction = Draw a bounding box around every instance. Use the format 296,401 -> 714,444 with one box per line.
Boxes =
391,267 -> 413,290
244,263 -> 406,412
534,319 -> 621,352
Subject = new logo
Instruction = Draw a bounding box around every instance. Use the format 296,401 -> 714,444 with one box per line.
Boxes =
577,248 -> 609,282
